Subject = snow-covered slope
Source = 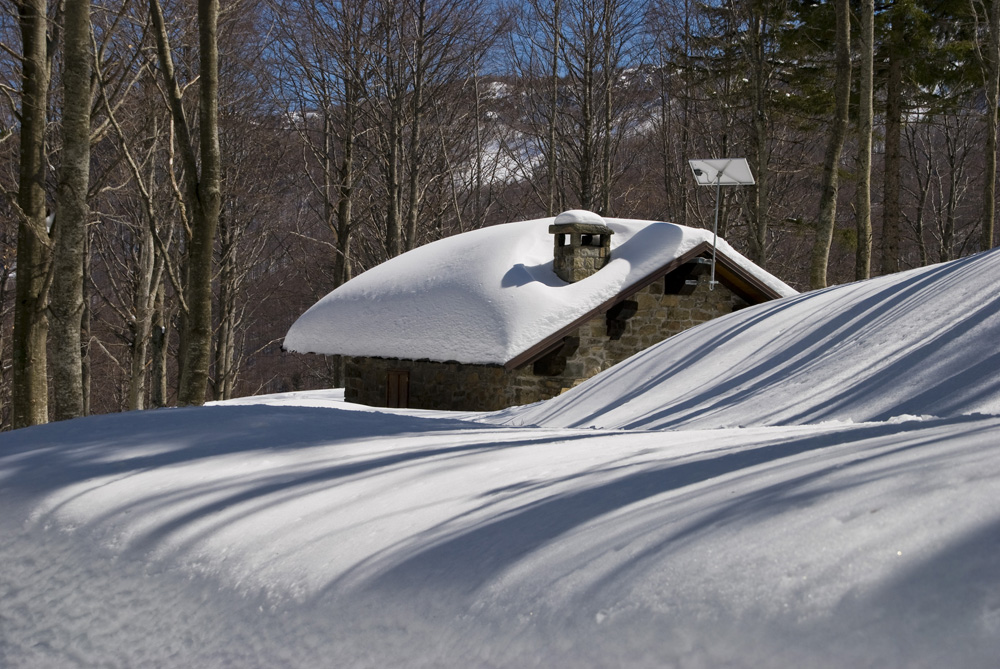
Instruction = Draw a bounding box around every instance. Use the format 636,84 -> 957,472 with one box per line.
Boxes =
5,249 -> 1000,668
284,216 -> 795,365
3,406 -> 1000,667
495,248 -> 1000,430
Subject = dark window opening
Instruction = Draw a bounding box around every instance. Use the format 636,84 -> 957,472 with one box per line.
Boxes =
556,233 -> 568,247
606,300 -> 638,340
665,257 -> 711,295
580,233 -> 603,247
532,336 -> 580,376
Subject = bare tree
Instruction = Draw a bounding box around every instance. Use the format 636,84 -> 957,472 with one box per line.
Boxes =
507,0 -> 565,214
737,0 -> 788,269
548,0 -> 561,215
904,111 -> 980,265
854,0 -> 874,280
149,0 -> 222,405
11,0 -> 51,427
969,0 -> 1000,250
880,14 -> 904,275
511,0 -> 644,215
275,0 -> 374,287
809,0 -> 850,289
647,0 -> 700,229
49,0 -> 91,421
213,105 -> 289,400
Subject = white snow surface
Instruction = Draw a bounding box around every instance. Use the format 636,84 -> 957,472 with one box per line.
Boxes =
283,216 -> 796,364
4,249 -> 1000,667
492,248 -> 1000,430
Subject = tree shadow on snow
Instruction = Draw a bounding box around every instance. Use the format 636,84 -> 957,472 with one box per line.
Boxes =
342,415 -> 997,598
0,405 -> 501,500
534,251 -> 1000,430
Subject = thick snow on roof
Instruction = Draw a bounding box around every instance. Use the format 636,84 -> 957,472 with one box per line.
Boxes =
284,215 -> 796,364
493,247 -> 1000,430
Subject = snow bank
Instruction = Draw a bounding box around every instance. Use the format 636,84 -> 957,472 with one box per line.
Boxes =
284,216 -> 795,365
4,406 -> 1000,667
497,248 -> 1000,429
7,247 -> 1000,667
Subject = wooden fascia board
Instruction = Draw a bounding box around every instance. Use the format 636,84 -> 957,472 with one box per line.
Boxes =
713,250 -> 786,303
503,242 -> 785,371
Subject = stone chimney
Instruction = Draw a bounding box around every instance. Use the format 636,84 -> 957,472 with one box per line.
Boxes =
549,210 -> 614,283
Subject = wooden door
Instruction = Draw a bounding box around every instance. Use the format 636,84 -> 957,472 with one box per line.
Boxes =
386,369 -> 409,408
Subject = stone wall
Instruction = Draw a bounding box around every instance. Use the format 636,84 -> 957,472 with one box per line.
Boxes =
344,273 -> 748,411
345,356 -> 519,411
572,271 -> 749,377
550,221 -> 613,283
552,236 -> 611,283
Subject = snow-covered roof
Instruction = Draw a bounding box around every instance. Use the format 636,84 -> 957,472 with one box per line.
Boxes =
284,214 -> 797,365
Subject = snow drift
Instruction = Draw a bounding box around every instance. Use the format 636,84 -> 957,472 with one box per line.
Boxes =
4,406 -> 1000,668
4,249 -> 1000,668
496,248 -> 1000,430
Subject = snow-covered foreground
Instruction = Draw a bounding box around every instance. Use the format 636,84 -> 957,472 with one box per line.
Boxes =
3,404 -> 1000,667
4,250 -> 1000,667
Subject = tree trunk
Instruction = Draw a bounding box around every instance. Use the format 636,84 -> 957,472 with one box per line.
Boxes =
0,261 -> 13,429
808,0 -> 851,289
150,0 -> 222,406
746,5 -> 770,267
547,0 -> 560,216
881,25 -> 903,275
981,0 -> 1000,250
382,16 -> 403,259
176,0 -> 222,406
11,0 -> 50,428
679,1 -> 692,230
385,110 -> 403,257
600,0 -> 613,216
335,123 -> 355,285
941,121 -> 967,262
81,229 -> 91,416
404,0 -> 427,251
150,283 -> 168,408
213,213 -> 237,401
855,0 -> 874,280
127,227 -> 156,411
50,0 -> 91,421
579,47 -> 594,211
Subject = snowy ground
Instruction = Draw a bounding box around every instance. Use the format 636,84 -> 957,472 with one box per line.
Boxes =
4,251 -> 1000,668
491,248 -> 1000,430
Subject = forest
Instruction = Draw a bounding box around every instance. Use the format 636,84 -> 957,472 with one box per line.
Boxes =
1,0 -> 997,430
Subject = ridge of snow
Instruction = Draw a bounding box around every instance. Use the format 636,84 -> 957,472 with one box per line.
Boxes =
284,216 -> 796,364
493,248 -> 1000,430
4,406 -> 1000,667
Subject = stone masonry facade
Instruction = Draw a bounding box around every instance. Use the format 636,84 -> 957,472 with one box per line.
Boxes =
550,221 -> 614,283
344,271 -> 749,411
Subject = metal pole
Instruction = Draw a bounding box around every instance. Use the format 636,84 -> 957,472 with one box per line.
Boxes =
711,172 -> 721,290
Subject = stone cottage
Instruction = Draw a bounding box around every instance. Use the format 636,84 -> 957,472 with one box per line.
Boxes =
284,210 -> 796,411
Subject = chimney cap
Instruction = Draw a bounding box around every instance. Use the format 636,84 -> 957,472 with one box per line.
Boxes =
549,209 -> 614,236
553,209 -> 606,226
